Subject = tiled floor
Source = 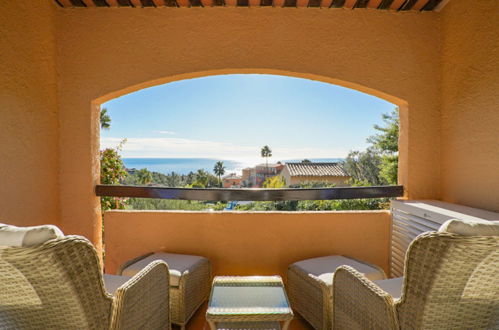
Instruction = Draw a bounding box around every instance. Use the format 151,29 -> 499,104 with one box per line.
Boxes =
177,302 -> 313,330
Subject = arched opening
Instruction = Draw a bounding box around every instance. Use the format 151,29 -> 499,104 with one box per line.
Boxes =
81,69 -> 411,256
94,69 -> 407,106
95,71 -> 406,212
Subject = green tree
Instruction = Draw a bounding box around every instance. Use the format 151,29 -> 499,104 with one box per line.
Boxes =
136,168 -> 153,185
367,109 -> 399,153
213,161 -> 226,187
168,171 -> 179,187
192,169 -> 209,188
368,109 -> 399,185
263,176 -> 286,188
100,139 -> 128,211
342,108 -> 399,186
186,171 -> 196,185
100,108 -> 111,130
301,159 -> 311,163
379,155 -> 398,186
342,150 -> 385,186
260,145 -> 272,178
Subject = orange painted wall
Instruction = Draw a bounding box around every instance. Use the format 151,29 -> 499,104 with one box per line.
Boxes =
440,1 -> 499,212
104,210 -> 391,277
0,2 -> 60,227
55,8 -> 442,245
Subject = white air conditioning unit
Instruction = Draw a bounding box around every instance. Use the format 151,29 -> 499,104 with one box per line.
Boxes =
390,200 -> 499,277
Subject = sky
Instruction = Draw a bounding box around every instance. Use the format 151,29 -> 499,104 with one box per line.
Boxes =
101,74 -> 396,161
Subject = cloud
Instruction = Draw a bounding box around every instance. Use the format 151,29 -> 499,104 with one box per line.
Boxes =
155,130 -> 176,135
100,137 -> 349,160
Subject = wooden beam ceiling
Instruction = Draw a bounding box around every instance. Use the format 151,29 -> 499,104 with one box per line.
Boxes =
55,0 -> 445,9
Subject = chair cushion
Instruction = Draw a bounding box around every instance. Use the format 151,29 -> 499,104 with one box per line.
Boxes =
291,255 -> 386,287
373,277 -> 403,300
103,274 -> 130,295
121,252 -> 208,287
439,218 -> 499,236
0,223 -> 64,247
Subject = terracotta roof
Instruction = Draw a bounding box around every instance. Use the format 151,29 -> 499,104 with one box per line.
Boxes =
55,0 -> 447,11
285,162 -> 349,177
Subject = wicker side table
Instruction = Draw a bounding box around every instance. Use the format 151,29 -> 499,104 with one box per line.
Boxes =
206,276 -> 294,330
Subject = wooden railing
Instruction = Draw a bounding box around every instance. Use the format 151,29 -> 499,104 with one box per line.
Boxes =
95,184 -> 404,201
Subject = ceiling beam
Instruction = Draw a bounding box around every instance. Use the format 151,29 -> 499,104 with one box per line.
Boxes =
81,0 -> 96,6
296,0 -> 309,7
433,0 -> 449,12
389,0 -> 405,10
367,0 -> 382,8
411,0 -> 430,10
343,0 -> 357,8
59,0 -> 73,7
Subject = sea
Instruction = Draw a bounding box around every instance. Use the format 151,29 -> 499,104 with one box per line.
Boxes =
122,158 -> 344,175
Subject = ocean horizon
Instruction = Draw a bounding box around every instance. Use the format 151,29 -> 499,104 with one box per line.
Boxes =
123,157 -> 344,175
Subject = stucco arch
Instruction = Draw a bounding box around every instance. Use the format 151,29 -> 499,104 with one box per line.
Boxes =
56,8 -> 440,252
94,68 -> 408,107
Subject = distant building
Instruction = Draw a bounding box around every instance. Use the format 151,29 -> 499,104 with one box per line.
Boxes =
240,163 -> 285,187
254,163 -> 284,187
222,173 -> 242,188
241,167 -> 256,187
279,162 -> 350,187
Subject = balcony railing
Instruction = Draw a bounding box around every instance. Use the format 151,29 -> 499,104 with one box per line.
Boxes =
95,184 -> 403,201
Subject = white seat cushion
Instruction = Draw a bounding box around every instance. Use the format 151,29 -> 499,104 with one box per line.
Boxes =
373,277 -> 403,300
103,274 -> 130,295
439,218 -> 499,236
122,252 -> 208,287
0,223 -> 64,247
291,255 -> 386,287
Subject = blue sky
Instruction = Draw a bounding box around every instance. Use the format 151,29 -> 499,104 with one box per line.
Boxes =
101,74 -> 395,161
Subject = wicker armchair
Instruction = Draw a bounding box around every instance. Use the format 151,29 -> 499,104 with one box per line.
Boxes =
332,232 -> 499,329
0,235 -> 170,330
287,256 -> 385,330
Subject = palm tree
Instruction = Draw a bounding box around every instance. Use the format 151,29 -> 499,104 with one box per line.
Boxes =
137,168 -> 153,185
195,169 -> 209,187
213,161 -> 226,187
100,108 -> 111,130
260,145 -> 272,178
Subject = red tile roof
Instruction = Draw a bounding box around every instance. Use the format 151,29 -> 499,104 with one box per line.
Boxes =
285,162 -> 349,177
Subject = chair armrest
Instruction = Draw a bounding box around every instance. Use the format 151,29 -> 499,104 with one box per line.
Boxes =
332,266 -> 398,330
110,260 -> 170,330
117,252 -> 154,275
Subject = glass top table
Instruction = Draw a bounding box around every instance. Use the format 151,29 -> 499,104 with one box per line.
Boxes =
206,276 -> 294,330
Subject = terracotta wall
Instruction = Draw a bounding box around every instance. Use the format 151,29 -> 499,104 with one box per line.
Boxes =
55,8 -> 442,246
104,210 -> 391,277
440,1 -> 499,213
0,2 -> 60,227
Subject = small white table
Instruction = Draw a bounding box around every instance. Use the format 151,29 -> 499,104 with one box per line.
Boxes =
206,276 -> 294,330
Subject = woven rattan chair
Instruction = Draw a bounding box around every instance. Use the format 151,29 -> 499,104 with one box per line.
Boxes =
287,256 -> 386,330
332,231 -> 499,329
0,235 -> 170,329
